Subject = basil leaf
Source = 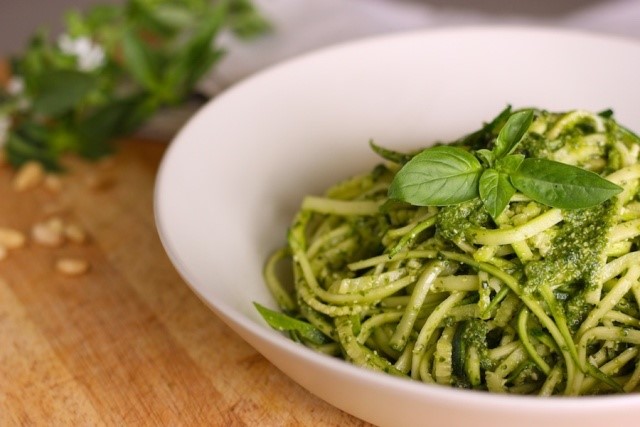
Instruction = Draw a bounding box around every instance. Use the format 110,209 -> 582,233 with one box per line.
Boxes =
389,146 -> 482,206
254,303 -> 329,345
162,7 -> 225,100
495,154 -> 524,173
475,149 -> 495,168
597,108 -> 614,119
227,0 -> 273,39
76,93 -> 156,159
5,124 -> 61,170
151,5 -> 194,30
122,28 -> 160,91
479,168 -> 515,220
454,105 -> 512,151
31,69 -> 97,115
511,158 -> 622,209
493,109 -> 534,159
369,140 -> 413,164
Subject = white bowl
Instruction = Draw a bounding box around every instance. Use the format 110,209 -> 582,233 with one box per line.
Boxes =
155,27 -> 640,427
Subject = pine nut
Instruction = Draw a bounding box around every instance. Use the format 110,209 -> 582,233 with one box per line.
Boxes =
0,244 -> 7,260
64,223 -> 87,244
32,220 -> 65,247
46,217 -> 64,234
56,258 -> 90,276
0,227 -> 26,249
13,161 -> 45,191
44,174 -> 63,192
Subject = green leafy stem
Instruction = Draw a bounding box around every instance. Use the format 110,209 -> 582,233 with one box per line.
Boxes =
0,0 -> 270,169
388,110 -> 623,219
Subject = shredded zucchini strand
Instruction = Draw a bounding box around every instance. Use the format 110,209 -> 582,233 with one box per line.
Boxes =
260,108 -> 640,395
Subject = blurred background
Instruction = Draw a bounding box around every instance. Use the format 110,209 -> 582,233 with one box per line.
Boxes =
2,0 -> 640,93
2,0 -> 640,139
1,0 -> 120,55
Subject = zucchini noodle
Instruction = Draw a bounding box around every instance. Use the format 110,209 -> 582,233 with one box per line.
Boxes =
261,107 -> 640,395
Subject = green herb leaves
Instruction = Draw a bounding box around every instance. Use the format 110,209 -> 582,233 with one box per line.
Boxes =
479,168 -> 516,220
494,109 -> 534,158
32,70 -> 98,116
1,0 -> 270,169
388,146 -> 482,206
511,159 -> 623,209
387,109 -> 623,219
476,110 -> 534,218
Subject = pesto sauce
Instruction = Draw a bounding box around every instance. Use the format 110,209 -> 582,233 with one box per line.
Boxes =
436,199 -> 491,243
524,199 -> 616,293
263,107 -> 640,395
518,110 -> 608,171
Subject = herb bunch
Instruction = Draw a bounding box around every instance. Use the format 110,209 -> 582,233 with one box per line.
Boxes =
387,109 -> 623,218
0,0 -> 269,169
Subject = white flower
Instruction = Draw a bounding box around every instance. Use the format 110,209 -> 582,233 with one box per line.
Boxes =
6,76 -> 24,95
57,34 -> 106,72
5,75 -> 30,111
0,115 -> 11,148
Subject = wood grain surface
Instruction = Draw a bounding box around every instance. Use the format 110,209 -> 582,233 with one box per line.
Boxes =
0,140 -> 372,426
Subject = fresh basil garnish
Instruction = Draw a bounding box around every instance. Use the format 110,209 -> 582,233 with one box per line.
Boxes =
493,109 -> 534,159
369,140 -> 413,164
511,158 -> 623,209
388,145 -> 483,206
386,109 -> 623,219
479,168 -> 516,220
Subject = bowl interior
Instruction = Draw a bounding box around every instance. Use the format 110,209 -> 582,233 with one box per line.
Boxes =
155,27 -> 640,427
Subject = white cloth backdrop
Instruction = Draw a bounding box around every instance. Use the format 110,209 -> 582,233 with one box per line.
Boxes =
201,0 -> 640,95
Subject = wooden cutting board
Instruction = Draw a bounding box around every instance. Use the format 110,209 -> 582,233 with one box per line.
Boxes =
0,139 -> 371,426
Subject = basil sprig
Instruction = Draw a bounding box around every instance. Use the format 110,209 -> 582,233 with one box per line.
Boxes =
1,0 -> 269,169
388,110 -> 623,219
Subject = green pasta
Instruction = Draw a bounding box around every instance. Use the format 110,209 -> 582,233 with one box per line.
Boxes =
260,107 -> 640,395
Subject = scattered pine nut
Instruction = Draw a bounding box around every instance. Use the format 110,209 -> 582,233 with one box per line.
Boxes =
46,217 -> 64,234
55,257 -> 90,276
13,161 -> 45,191
31,220 -> 65,247
64,223 -> 87,244
44,174 -> 63,192
0,227 -> 26,249
0,244 -> 7,261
